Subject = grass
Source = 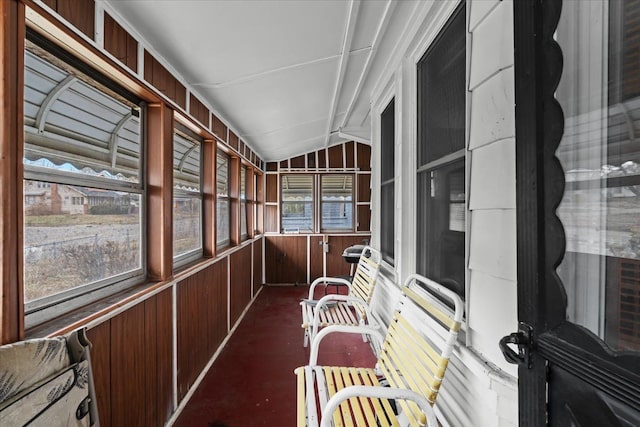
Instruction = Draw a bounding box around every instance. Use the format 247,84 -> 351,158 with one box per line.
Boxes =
24,214 -> 139,227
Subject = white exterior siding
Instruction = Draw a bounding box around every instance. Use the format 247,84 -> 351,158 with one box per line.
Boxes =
370,1 -> 518,426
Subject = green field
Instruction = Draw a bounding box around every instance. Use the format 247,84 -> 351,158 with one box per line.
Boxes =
24,214 -> 139,227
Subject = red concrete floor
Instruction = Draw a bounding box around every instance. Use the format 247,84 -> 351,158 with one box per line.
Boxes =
173,284 -> 378,427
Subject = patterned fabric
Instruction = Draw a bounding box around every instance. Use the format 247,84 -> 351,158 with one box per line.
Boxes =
0,337 -> 70,404
0,334 -> 93,426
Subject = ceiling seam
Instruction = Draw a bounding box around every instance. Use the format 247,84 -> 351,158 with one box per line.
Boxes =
324,0 -> 361,147
340,0 -> 396,130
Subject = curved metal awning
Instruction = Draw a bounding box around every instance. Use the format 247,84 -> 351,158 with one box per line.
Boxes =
24,46 -> 142,183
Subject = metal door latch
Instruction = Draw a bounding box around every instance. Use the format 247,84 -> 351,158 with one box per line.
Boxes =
499,322 -> 533,368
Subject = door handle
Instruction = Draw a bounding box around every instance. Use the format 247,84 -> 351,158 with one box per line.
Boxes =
499,322 -> 533,368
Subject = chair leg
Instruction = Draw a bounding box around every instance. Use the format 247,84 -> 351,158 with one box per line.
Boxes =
304,328 -> 309,348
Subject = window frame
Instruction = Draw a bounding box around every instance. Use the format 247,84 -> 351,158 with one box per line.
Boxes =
280,173 -> 314,233
172,125 -> 204,267
415,1 -> 467,300
380,98 -> 396,265
22,37 -> 147,324
319,173 -> 355,233
240,164 -> 249,241
216,150 -> 231,249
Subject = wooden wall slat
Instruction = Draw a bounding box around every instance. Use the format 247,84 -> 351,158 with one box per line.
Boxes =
144,297 -> 158,427
144,50 -> 186,107
86,322 -> 111,427
110,304 -> 147,426
266,162 -> 278,172
357,174 -> 371,203
174,80 -> 186,110
253,239 -> 263,295
279,159 -> 288,169
309,236 -> 324,284
265,236 -> 307,284
357,205 -> 371,232
212,115 -> 227,142
264,205 -> 278,233
265,174 -> 278,203
317,149 -> 326,169
177,274 -> 203,400
229,131 -> 239,151
325,236 -> 366,277
328,144 -> 343,168
189,93 -> 209,126
357,143 -> 371,171
103,12 -> 137,72
56,0 -> 94,39
230,245 -> 252,325
155,288 -> 173,426
290,154 -> 305,168
345,141 -> 355,169
177,261 -> 228,400
307,152 -> 316,169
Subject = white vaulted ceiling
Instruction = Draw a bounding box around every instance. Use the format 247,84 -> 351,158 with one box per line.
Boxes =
103,0 -> 418,162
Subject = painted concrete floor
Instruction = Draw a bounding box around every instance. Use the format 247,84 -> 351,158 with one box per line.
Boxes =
173,284 -> 377,427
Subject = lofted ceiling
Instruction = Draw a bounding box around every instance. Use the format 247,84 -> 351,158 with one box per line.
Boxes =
102,0 -> 409,162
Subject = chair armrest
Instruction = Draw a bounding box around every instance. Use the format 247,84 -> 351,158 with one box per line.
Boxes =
308,276 -> 352,299
320,385 -> 437,427
309,324 -> 384,365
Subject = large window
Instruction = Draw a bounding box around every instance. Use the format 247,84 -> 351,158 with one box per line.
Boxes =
416,3 -> 466,298
23,41 -> 144,314
173,127 -> 202,263
380,99 -> 395,264
216,152 -> 230,248
281,175 -> 313,233
321,175 -> 354,232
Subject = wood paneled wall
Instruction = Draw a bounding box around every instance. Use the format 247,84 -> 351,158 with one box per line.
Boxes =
189,93 -> 209,126
265,236 -> 308,284
266,234 -> 370,285
177,259 -> 228,401
84,238 -> 263,426
86,288 -> 172,427
103,12 -> 137,72
230,245 -> 252,325
42,0 -> 95,39
144,50 -> 187,110
253,239 -> 263,295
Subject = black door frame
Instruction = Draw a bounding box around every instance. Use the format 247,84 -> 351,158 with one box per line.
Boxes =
514,0 -> 640,425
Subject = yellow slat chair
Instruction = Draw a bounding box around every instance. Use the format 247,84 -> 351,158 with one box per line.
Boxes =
301,246 -> 382,348
295,273 -> 464,427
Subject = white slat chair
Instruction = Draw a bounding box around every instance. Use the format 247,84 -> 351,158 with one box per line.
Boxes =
300,246 -> 382,348
295,273 -> 464,427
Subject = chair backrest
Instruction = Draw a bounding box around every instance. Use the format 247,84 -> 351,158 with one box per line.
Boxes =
376,273 -> 463,424
349,246 -> 382,308
0,328 -> 99,426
